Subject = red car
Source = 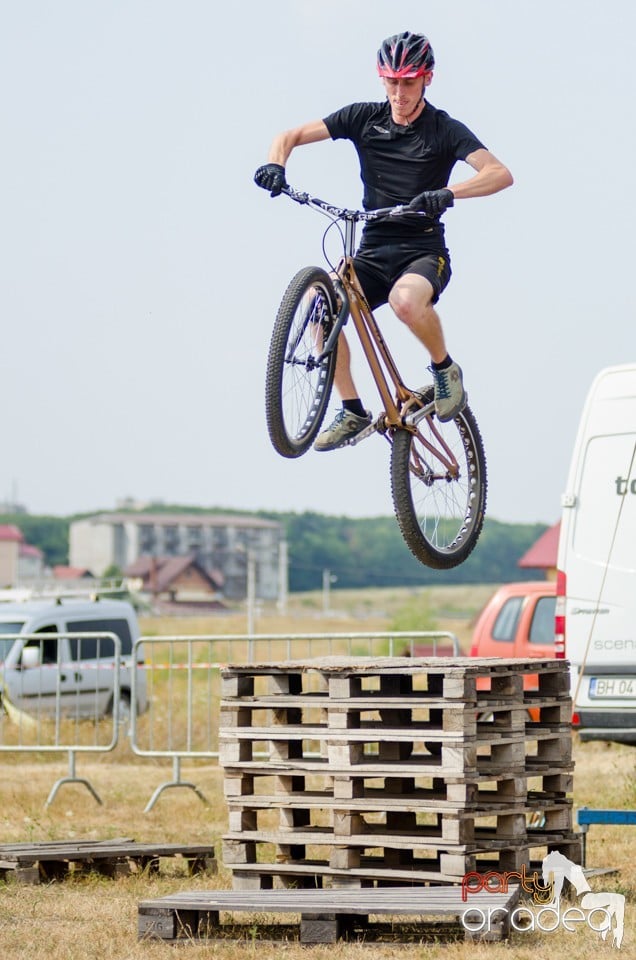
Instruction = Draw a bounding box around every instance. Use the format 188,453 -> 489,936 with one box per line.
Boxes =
470,581 -> 558,717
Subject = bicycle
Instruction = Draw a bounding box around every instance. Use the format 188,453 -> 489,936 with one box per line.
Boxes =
264,186 -> 487,569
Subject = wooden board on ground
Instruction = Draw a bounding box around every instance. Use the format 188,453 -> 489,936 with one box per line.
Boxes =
138,885 -> 521,944
0,840 -> 217,883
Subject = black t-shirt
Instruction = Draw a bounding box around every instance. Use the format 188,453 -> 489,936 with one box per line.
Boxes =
323,100 -> 485,244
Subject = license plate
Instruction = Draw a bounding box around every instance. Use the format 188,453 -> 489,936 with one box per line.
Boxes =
589,677 -> 636,698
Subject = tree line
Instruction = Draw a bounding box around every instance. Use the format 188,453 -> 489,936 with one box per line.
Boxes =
0,508 -> 549,592
268,511 -> 548,591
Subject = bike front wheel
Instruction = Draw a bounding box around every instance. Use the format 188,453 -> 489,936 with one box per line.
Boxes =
390,388 -> 487,568
265,266 -> 338,458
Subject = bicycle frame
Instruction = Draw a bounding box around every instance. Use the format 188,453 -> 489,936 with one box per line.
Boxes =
334,254 -> 419,429
286,188 -> 456,471
265,185 -> 488,568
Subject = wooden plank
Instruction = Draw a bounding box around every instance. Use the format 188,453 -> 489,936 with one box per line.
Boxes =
138,884 -> 521,943
0,842 -> 215,861
225,788 -> 572,818
221,655 -> 569,674
221,694 -> 567,710
139,885 -> 517,912
222,819 -> 572,853
0,841 -> 217,883
220,756 -> 574,785
220,724 -> 481,742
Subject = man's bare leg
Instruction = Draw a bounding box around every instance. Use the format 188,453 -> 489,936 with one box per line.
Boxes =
332,330 -> 359,399
313,330 -> 371,451
388,273 -> 446,359
389,272 -> 466,421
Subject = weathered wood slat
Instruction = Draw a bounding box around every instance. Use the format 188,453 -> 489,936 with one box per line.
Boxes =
139,884 -> 517,911
138,884 -> 521,944
219,755 -> 555,777
221,694 -> 539,708
222,826 -> 546,853
224,788 -> 572,816
227,835 -> 581,885
0,841 -> 217,884
222,655 -> 567,673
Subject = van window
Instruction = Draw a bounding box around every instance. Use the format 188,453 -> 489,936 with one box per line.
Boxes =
25,624 -> 59,664
529,596 -> 557,645
492,598 -> 523,642
66,618 -> 132,660
0,622 -> 24,661
0,637 -> 17,661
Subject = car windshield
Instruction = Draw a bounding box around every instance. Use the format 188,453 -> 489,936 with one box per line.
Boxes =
0,622 -> 24,662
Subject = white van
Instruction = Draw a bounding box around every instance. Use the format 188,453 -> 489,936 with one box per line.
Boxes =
556,363 -> 636,742
0,596 -> 147,722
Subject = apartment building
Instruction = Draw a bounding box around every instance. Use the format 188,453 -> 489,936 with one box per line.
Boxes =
69,512 -> 284,600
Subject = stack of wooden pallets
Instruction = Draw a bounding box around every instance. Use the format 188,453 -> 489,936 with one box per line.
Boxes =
219,656 -> 579,889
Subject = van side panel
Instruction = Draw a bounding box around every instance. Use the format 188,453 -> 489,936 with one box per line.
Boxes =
558,364 -> 636,739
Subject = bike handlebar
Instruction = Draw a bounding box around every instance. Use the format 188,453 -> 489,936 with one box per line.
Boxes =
281,185 -> 423,222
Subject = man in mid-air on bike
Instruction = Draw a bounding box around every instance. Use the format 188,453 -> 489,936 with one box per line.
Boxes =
255,30 -> 513,451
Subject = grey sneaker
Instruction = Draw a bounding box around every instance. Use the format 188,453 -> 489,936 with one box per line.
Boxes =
314,408 -> 372,452
431,362 -> 467,422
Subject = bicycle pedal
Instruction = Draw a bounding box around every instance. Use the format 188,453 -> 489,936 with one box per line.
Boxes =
346,421 -> 378,446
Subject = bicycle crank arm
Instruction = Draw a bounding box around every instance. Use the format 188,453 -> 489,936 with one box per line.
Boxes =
404,400 -> 435,427
346,420 -> 380,446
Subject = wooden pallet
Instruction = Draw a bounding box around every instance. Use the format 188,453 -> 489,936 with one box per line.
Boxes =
221,656 -> 571,705
221,693 -> 572,725
220,753 -> 575,785
225,796 -> 573,843
138,885 -> 521,943
224,764 -> 574,806
0,839 -> 217,884
219,658 -> 574,890
223,833 -> 581,888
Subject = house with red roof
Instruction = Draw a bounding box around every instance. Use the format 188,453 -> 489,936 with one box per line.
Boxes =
517,521 -> 560,580
0,525 -> 46,585
0,525 -> 25,586
124,554 -> 225,612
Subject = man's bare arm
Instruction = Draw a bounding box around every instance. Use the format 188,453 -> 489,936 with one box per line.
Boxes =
449,148 -> 513,200
267,120 -> 331,166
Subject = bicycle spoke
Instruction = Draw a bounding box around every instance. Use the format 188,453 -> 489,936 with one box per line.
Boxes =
391,388 -> 487,568
265,268 -> 338,458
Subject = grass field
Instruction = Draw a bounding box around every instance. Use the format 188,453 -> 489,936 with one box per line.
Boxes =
1,585 -> 635,959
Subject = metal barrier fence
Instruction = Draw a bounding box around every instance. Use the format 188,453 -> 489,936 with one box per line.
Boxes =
0,632 -> 122,806
130,631 -> 460,811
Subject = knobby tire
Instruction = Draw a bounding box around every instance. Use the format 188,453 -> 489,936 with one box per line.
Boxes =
390,388 -> 487,568
265,266 -> 338,458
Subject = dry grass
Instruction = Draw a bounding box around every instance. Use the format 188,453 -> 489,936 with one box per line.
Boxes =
2,743 -> 635,959
1,586 -> 635,958
139,582 -> 495,653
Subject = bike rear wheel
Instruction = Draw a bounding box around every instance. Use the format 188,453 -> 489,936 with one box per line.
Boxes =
265,266 -> 338,458
390,387 -> 487,568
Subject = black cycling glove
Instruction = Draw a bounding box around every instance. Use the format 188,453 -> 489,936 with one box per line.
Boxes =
408,188 -> 455,217
254,163 -> 288,197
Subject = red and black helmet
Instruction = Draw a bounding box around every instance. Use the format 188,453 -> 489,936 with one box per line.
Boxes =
377,31 -> 435,79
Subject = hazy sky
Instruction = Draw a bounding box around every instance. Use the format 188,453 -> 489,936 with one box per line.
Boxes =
2,2 -> 633,525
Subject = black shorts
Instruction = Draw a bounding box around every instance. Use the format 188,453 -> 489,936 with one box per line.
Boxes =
352,241 -> 452,310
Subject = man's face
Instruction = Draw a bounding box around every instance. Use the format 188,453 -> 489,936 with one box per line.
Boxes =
381,74 -> 431,121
